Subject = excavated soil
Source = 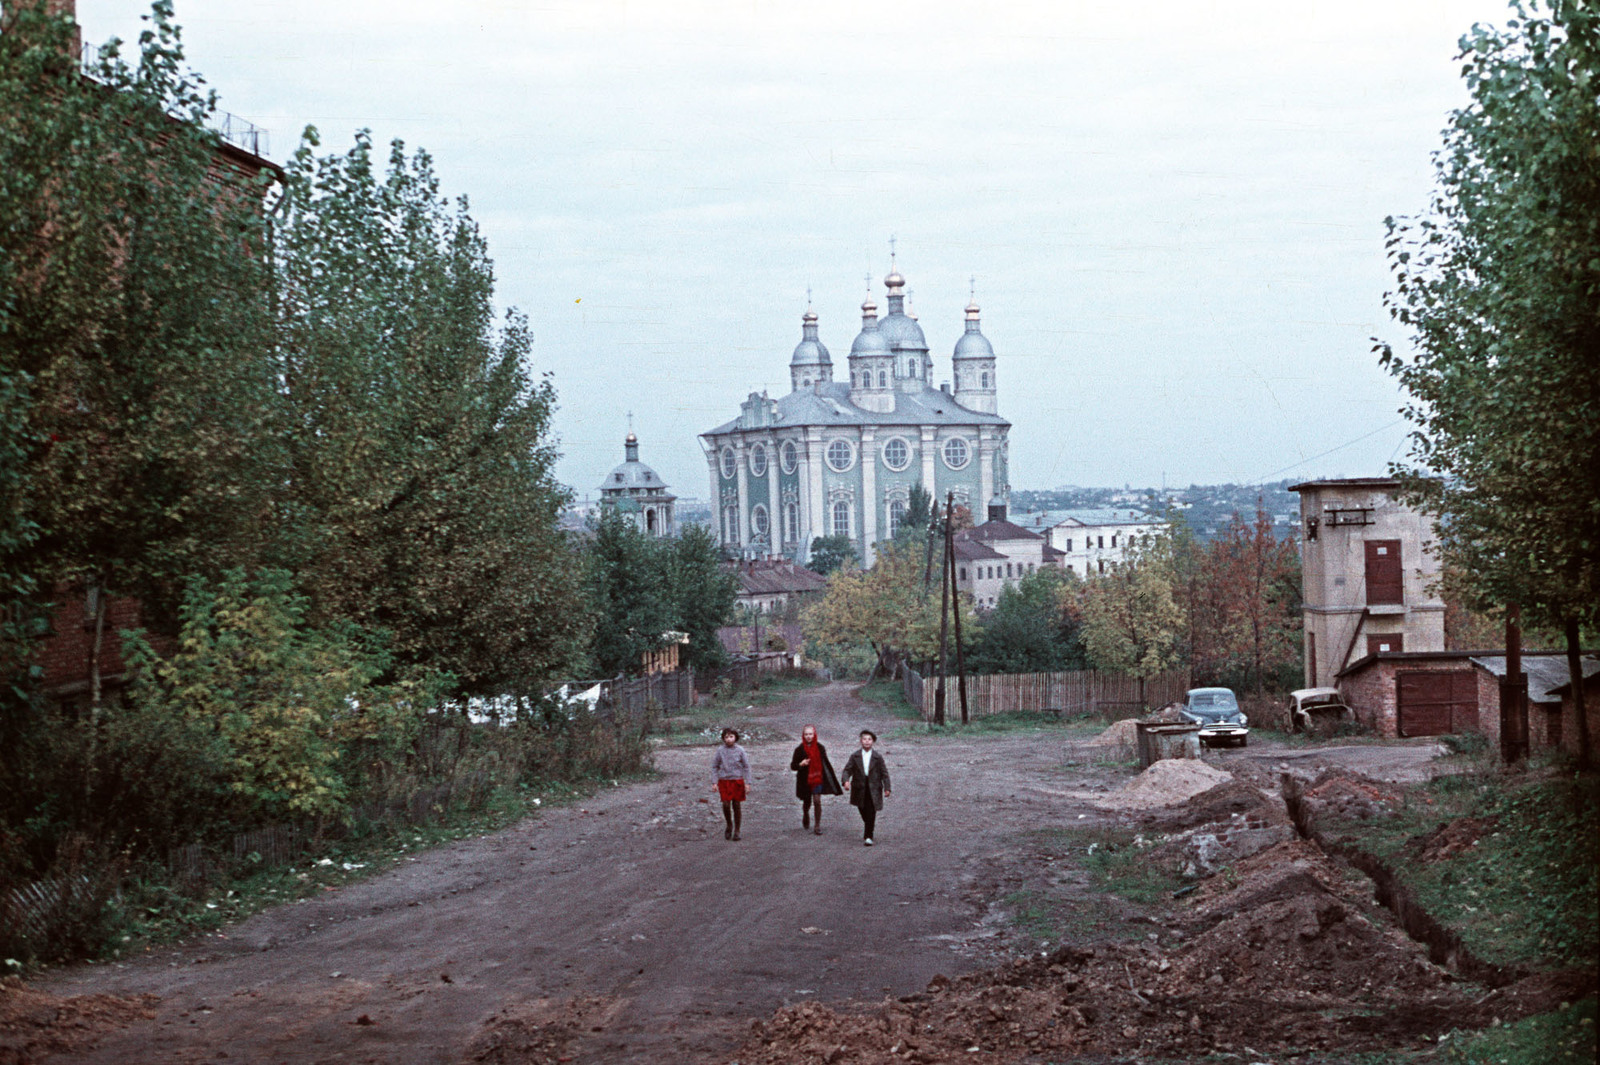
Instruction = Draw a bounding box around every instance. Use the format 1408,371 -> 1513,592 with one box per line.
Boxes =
0,979 -> 156,1065
730,807 -> 1593,1065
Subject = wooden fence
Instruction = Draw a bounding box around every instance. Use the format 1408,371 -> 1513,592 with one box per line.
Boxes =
903,666 -> 1190,722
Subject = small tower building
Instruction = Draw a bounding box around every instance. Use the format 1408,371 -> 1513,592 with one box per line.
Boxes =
598,432 -> 676,537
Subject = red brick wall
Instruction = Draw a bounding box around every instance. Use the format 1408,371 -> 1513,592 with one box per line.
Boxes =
1339,658 -> 1495,739
1557,675 -> 1600,759
32,584 -> 148,696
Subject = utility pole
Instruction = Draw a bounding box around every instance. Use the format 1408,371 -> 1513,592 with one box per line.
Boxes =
1501,604 -> 1528,763
947,510 -> 969,725
935,493 -> 952,727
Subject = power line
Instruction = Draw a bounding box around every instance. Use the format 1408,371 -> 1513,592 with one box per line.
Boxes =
1249,418 -> 1408,486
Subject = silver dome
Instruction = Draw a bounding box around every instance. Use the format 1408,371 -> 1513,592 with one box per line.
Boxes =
953,330 -> 994,358
878,312 -> 928,351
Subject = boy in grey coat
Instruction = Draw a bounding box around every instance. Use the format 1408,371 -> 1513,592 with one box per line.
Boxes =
838,729 -> 890,845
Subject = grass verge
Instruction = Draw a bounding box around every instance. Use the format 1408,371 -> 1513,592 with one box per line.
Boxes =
1318,767 -> 1598,969
856,678 -> 921,720
1436,995 -> 1597,1064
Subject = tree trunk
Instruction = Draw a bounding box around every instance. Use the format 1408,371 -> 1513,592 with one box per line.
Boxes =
85,579 -> 107,807
1567,618 -> 1591,773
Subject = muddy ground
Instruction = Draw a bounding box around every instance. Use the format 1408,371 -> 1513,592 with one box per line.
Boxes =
8,681 -> 1580,1064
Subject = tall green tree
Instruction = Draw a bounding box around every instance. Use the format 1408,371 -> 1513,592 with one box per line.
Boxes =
803,539 -> 968,678
1377,0 -> 1598,764
273,130 -> 586,694
1079,535 -> 1185,690
965,566 -> 1088,674
807,534 -> 858,576
0,1 -> 284,757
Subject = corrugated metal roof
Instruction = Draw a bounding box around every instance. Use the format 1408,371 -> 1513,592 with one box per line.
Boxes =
1470,654 -> 1600,704
705,381 -> 1009,436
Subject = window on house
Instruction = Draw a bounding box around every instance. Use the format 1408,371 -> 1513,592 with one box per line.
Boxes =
1097,535 -> 1104,549
1111,533 -> 1118,547
960,568 -> 967,581
1005,563 -> 1013,578
1065,538 -> 1073,552
1098,559 -> 1106,573
832,500 -> 851,538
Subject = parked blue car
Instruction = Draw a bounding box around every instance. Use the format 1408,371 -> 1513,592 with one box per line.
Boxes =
1181,687 -> 1249,748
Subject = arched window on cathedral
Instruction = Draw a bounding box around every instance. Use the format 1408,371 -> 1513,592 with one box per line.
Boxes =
783,502 -> 798,544
888,498 -> 907,537
646,508 -> 657,535
723,506 -> 739,544
981,371 -> 990,389
877,369 -> 886,388
832,500 -> 851,538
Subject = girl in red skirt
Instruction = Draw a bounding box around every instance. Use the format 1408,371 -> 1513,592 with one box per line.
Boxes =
711,728 -> 751,840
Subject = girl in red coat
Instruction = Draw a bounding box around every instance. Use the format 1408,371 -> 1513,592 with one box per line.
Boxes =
788,724 -> 842,835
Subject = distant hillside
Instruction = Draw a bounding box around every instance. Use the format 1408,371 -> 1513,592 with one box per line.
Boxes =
1011,480 -> 1300,542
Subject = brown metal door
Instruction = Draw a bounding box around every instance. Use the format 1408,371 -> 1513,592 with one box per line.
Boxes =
1367,633 -> 1404,656
1365,540 -> 1404,605
1396,670 -> 1477,737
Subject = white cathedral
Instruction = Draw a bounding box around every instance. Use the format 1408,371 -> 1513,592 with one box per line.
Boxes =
701,263 -> 1010,566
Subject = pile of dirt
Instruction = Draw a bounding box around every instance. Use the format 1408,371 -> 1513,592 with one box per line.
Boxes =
460,995 -> 615,1064
1404,816 -> 1500,863
1093,759 -> 1232,811
728,829 -> 1569,1064
1088,718 -> 1140,748
0,977 -> 158,1064
1295,769 -> 1403,823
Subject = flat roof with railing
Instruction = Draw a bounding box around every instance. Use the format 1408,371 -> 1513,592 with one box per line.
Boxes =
78,41 -> 270,161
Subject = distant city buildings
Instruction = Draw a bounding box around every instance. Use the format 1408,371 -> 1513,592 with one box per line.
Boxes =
1011,508 -> 1165,577
700,262 -> 1010,566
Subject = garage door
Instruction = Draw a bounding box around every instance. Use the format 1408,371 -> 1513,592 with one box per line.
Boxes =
1396,671 -> 1477,737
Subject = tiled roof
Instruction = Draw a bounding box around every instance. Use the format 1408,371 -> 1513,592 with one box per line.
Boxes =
962,519 -> 1044,544
729,561 -> 830,596
952,539 -> 1006,561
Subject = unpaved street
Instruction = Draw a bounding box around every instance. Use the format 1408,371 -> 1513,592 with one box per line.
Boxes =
38,682 -> 1092,1064
32,683 -> 1463,1064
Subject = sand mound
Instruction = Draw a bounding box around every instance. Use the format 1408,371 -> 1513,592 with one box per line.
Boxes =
1088,718 -> 1141,747
1094,758 -> 1233,811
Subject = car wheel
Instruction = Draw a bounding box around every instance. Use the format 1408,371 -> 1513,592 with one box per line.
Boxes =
1237,736 -> 1249,748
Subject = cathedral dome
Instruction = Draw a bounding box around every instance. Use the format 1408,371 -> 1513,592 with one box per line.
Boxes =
851,297 -> 889,355
878,311 -> 928,351
953,330 -> 993,357
953,298 -> 993,358
791,310 -> 831,366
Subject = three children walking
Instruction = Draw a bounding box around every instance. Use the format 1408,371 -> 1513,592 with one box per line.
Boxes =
712,725 -> 889,846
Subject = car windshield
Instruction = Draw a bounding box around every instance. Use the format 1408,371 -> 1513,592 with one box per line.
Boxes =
1188,691 -> 1238,711
1301,696 -> 1345,710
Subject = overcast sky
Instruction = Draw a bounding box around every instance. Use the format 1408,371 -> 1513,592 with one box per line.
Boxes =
79,0 -> 1515,499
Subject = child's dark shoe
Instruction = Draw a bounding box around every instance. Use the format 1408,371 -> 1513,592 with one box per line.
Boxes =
732,830 -> 741,841
725,826 -> 732,840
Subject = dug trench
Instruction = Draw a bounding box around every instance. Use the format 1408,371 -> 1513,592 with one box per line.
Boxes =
5,681 -> 1592,1064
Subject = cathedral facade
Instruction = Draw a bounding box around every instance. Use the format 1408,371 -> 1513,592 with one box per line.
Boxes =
701,265 -> 1010,566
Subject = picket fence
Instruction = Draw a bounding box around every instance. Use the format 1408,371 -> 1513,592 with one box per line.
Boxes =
902,666 -> 1190,722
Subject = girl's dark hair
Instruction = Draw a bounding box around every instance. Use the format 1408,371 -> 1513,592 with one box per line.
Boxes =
722,728 -> 740,741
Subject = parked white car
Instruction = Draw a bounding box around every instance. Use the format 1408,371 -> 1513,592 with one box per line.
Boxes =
1180,687 -> 1249,748
1287,687 -> 1356,732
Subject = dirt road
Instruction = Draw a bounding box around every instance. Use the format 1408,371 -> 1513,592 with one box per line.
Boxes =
31,684 -> 1471,1064
38,682 -> 1101,1064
